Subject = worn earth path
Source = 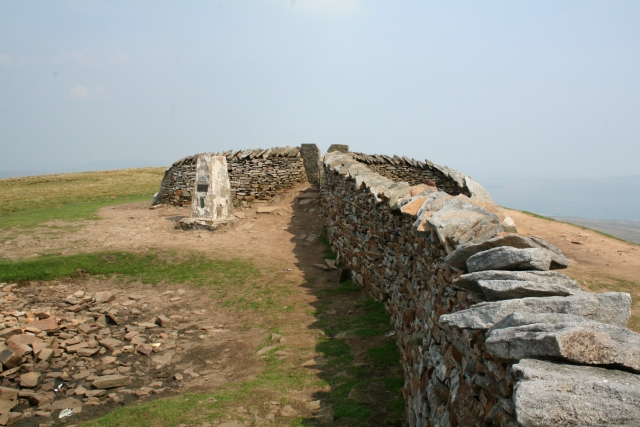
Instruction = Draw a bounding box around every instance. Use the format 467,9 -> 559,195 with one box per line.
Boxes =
0,186 -> 638,427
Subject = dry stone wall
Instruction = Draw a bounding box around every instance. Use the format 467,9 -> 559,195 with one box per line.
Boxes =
154,147 -> 307,205
319,152 -> 640,427
349,152 -> 472,196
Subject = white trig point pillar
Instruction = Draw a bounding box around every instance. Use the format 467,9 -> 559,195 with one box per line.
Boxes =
178,154 -> 235,230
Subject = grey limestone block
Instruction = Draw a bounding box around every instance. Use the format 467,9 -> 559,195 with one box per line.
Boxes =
466,247 -> 552,273
512,359 -> 640,427
486,321 -> 640,372
452,270 -> 578,295
446,234 -> 570,271
300,144 -> 321,186
476,279 -> 580,301
489,312 -> 589,330
439,292 -> 631,330
327,144 -> 349,153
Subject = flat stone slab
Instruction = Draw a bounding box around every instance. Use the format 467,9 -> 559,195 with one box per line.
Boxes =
476,280 -> 580,301
446,234 -> 570,270
489,312 -> 589,330
439,292 -> 630,330
467,247 -> 552,273
453,270 -> 578,295
92,374 -> 131,389
177,217 -> 236,231
512,359 -> 640,427
256,206 -> 280,213
487,321 -> 640,372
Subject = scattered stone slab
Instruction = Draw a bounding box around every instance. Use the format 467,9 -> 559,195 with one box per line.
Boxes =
475,280 -> 580,301
19,372 -> 41,388
94,291 -> 115,303
98,338 -> 123,350
452,270 -> 579,295
7,340 -> 32,357
256,345 -> 278,356
49,397 -> 83,411
486,321 -> 640,372
256,206 -> 279,214
280,405 -> 299,417
92,375 -> 131,389
0,328 -> 23,339
155,315 -> 172,328
466,247 -> 552,273
0,345 -> 22,368
512,359 -> 640,427
28,317 -> 58,331
136,344 -> 153,356
439,292 -> 630,330
176,217 -> 235,231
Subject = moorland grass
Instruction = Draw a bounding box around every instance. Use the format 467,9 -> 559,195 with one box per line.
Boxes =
0,167 -> 165,228
0,250 -> 258,288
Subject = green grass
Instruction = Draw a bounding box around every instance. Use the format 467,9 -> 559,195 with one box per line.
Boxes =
0,250 -> 258,287
319,227 -> 337,260
322,280 -> 360,295
0,167 -> 165,229
312,291 -> 404,426
0,194 -> 154,229
368,341 -> 400,367
81,356 -> 316,427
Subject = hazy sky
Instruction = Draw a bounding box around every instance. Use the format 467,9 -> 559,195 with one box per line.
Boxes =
1,0 -> 639,181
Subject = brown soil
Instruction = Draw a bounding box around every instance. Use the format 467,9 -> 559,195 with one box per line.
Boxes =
507,209 -> 640,331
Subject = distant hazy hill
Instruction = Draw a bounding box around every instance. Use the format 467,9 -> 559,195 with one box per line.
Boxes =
551,217 -> 640,245
482,175 -> 640,222
0,159 -> 169,179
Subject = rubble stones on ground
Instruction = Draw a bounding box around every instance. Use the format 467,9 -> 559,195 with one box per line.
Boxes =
439,292 -> 631,330
486,320 -> 640,372
0,281 -> 218,426
512,359 -> 640,427
466,247 -> 553,273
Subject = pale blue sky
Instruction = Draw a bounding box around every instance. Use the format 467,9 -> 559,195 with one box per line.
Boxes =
1,0 -> 639,182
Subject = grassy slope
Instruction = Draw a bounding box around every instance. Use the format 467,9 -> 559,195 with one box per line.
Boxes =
0,167 -> 165,228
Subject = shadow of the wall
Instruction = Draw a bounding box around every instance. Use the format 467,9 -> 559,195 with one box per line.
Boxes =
284,188 -> 407,426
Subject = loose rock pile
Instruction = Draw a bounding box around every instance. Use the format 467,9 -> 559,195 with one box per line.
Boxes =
319,151 -> 640,427
155,147 -> 307,206
0,282 -> 219,426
